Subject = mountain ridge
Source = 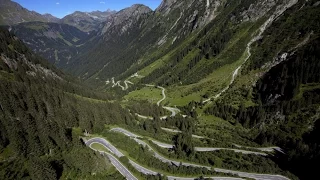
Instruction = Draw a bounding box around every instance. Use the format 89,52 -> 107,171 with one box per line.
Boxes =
0,0 -> 58,25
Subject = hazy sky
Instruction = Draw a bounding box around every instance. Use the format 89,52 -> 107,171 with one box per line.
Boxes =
12,0 -> 162,18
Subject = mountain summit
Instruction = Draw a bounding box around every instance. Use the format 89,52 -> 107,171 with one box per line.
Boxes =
61,10 -> 116,32
0,0 -> 58,25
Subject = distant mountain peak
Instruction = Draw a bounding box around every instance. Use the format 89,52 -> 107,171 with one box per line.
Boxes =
0,0 -> 60,25
61,10 -> 116,32
42,13 -> 60,23
117,4 -> 152,17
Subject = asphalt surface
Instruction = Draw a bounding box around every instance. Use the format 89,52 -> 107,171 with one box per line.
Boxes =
167,176 -> 244,180
111,128 -> 212,169
106,153 -> 138,180
86,140 -> 137,180
194,147 -> 267,156
129,160 -> 158,175
110,127 -> 141,138
151,140 -> 174,148
150,138 -> 267,156
157,86 -> 166,106
161,127 -> 281,154
135,113 -> 154,120
109,128 -> 291,180
163,106 -> 181,117
161,127 -> 205,139
214,168 -> 290,180
86,137 -> 124,157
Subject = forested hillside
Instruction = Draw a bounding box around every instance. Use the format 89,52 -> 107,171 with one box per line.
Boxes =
10,22 -> 96,67
0,28 -> 132,179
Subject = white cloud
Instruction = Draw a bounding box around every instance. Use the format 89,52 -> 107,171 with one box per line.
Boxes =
56,2 -> 60,5
100,1 -> 105,4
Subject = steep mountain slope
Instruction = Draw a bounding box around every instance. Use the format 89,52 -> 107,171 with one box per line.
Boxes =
10,22 -> 95,66
0,0 -> 58,25
61,10 -> 116,32
0,28 -> 133,179
42,13 -> 60,23
65,4 -> 153,81
65,1 -> 221,84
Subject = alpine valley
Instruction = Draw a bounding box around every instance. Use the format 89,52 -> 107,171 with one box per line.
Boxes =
0,0 -> 319,180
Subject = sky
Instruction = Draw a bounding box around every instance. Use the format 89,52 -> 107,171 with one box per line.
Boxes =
12,0 -> 162,18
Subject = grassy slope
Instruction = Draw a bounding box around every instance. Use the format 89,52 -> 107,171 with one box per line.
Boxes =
124,19 -> 262,107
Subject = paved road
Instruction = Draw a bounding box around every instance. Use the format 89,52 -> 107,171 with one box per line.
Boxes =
215,168 -> 290,180
86,137 -> 124,157
163,106 -> 181,117
86,141 -> 137,180
109,128 -> 292,180
111,78 -> 134,91
124,80 -> 134,90
110,127 -> 141,138
233,144 -> 283,153
133,135 -> 211,169
142,84 -> 182,120
161,127 -> 276,155
129,160 -> 158,175
195,147 -> 267,156
150,138 -> 267,156
111,128 -> 212,169
106,153 -> 138,180
130,72 -> 144,78
167,176 -> 244,180
161,127 -> 205,139
135,113 -> 154,120
151,140 -> 174,148
157,86 -> 166,106
87,136 -> 212,179
87,133 -> 290,180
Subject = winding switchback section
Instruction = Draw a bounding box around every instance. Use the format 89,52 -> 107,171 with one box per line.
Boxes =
161,127 -> 282,153
85,139 -> 137,180
85,136 -> 245,180
108,128 -> 291,180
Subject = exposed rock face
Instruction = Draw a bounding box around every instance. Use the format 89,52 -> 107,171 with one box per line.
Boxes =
240,0 -> 277,22
240,0 -> 299,22
0,0 -> 58,25
101,4 -> 152,35
156,0 -> 178,15
61,10 -> 116,32
42,13 -> 60,23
